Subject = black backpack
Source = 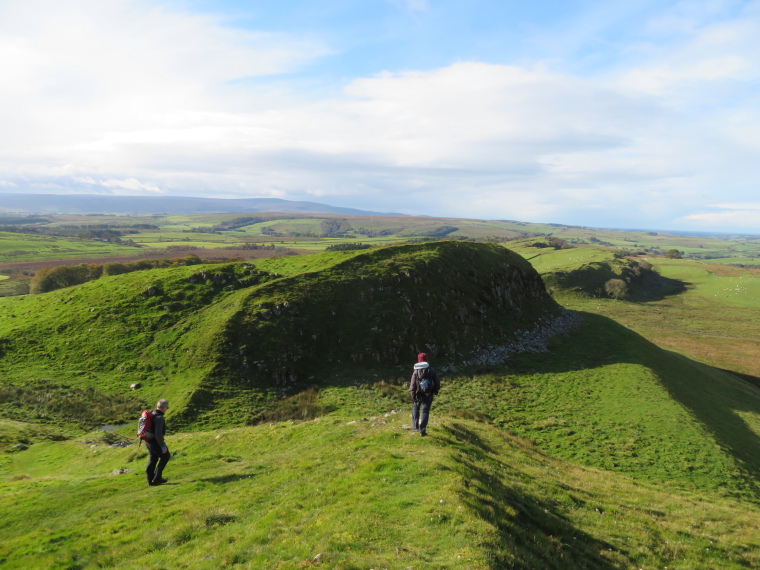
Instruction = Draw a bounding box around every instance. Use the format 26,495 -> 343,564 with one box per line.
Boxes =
418,369 -> 435,394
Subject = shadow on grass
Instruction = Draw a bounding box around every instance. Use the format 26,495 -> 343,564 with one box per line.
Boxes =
720,368 -> 760,391
440,423 -> 619,569
629,273 -> 689,303
200,471 -> 262,484
511,312 -> 760,497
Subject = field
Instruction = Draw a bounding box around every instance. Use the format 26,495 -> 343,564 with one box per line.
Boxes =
1,217 -> 759,568
509,242 -> 760,379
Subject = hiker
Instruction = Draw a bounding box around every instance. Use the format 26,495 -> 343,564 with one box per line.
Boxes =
409,352 -> 440,436
144,399 -> 171,486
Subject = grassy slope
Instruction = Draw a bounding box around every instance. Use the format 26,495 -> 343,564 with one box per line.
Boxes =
0,242 -> 554,433
2,241 -> 760,567
1,415 -> 758,570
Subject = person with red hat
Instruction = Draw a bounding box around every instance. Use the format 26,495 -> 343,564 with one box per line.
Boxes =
409,352 -> 440,436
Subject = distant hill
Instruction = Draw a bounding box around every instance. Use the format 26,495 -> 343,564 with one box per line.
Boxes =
0,193 -> 402,217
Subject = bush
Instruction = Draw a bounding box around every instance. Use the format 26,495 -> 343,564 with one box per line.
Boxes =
604,279 -> 629,300
30,264 -> 102,294
666,249 -> 683,259
325,243 -> 372,252
102,262 -> 130,276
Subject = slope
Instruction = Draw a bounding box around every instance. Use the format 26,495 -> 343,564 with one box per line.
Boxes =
1,415 -> 758,569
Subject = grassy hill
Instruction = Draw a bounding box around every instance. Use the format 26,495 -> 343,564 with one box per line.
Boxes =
1,240 -> 759,568
0,241 -> 560,432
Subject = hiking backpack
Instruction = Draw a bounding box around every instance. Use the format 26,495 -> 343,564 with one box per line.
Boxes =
418,370 -> 434,394
137,410 -> 155,442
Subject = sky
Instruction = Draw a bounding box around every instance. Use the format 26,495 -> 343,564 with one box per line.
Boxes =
0,0 -> 759,232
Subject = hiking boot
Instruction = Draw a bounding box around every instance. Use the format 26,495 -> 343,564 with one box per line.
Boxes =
151,478 -> 168,485
419,430 -> 427,437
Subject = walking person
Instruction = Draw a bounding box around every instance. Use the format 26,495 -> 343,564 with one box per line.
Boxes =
144,399 -> 171,486
409,353 -> 440,436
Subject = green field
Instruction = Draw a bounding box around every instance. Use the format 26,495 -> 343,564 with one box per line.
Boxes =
0,231 -> 136,263
1,213 -> 759,272
1,222 -> 760,567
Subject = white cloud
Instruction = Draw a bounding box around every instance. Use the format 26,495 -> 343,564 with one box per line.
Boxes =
1,0 -> 760,232
74,176 -> 162,194
680,209 -> 760,229
0,0 -> 326,159
619,4 -> 760,95
709,203 -> 760,211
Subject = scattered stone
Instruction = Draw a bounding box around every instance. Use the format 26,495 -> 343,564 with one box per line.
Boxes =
130,383 -> 141,390
440,308 -> 583,372
110,468 -> 136,476
12,443 -> 28,451
141,286 -> 160,298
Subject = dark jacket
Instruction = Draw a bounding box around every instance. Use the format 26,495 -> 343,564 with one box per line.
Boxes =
151,410 -> 167,448
409,366 -> 440,398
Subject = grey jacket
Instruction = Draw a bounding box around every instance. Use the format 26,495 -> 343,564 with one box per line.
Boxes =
151,410 -> 167,448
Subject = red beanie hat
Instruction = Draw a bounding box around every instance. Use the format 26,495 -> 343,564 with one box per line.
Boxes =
417,353 -> 427,363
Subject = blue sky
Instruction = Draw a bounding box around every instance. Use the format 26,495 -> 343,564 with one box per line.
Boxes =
1,0 -> 759,231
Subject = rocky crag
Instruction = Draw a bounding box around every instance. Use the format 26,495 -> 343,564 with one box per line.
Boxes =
210,241 -> 570,390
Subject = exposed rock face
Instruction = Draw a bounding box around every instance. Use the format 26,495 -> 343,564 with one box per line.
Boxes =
214,241 -> 569,389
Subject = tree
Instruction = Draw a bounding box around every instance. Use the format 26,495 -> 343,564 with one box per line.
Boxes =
604,279 -> 629,300
665,249 -> 682,259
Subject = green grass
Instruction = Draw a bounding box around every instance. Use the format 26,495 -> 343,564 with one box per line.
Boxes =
0,232 -> 134,263
0,242 -> 555,432
1,414 -> 758,569
2,239 -> 760,568
2,213 -> 759,270
437,313 -> 760,498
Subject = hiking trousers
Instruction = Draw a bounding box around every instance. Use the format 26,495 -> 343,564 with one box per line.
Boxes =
412,393 -> 434,434
144,441 -> 171,484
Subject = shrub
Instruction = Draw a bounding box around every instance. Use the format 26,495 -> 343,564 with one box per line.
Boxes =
604,279 -> 629,300
29,264 -> 101,294
666,249 -> 683,259
325,243 -> 372,252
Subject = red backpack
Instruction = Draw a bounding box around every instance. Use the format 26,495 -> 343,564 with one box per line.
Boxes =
137,410 -> 155,443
